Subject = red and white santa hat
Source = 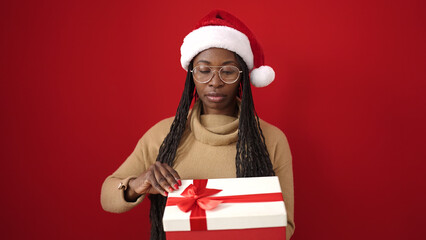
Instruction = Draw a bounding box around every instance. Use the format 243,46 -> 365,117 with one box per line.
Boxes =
180,10 -> 275,88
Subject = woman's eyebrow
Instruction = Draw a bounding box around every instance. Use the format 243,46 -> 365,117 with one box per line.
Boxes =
196,60 -> 211,64
196,60 -> 237,65
222,60 -> 237,65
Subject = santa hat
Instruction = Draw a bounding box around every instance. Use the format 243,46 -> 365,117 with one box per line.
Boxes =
180,10 -> 275,88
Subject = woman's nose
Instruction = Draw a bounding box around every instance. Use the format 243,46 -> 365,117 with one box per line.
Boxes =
208,70 -> 224,88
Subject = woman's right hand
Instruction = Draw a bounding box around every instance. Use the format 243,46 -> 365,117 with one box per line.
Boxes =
125,162 -> 181,201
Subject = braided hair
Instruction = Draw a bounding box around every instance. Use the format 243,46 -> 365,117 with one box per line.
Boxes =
148,54 -> 275,240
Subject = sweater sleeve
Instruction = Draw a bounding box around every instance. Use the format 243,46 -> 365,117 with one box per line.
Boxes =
261,121 -> 295,240
100,117 -> 174,213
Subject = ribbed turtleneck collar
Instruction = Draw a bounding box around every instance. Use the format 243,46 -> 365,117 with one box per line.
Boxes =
189,100 -> 239,146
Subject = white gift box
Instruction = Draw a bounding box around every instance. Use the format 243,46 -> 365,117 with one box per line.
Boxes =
163,176 -> 287,240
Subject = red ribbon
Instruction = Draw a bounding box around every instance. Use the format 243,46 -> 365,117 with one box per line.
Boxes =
166,179 -> 283,231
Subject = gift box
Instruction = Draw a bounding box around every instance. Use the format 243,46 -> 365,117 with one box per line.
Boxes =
163,176 -> 287,240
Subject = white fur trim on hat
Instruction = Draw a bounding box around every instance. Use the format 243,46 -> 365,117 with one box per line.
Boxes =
180,26 -> 254,71
250,65 -> 275,87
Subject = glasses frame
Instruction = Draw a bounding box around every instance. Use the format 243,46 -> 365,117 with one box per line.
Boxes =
191,65 -> 243,84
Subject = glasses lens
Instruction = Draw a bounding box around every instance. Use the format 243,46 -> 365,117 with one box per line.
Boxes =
193,66 -> 212,83
219,66 -> 240,83
192,66 -> 241,84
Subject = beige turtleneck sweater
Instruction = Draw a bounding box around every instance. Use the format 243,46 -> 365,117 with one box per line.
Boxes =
101,101 -> 295,239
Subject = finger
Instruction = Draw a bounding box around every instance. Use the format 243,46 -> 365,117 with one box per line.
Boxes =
144,179 -> 166,196
146,176 -> 167,196
146,166 -> 168,196
159,164 -> 179,190
153,163 -> 174,194
161,163 -> 181,189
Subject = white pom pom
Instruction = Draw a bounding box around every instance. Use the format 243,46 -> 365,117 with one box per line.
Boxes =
250,66 -> 275,87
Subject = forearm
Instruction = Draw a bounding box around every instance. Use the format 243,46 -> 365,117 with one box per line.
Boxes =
101,175 -> 145,213
269,134 -> 295,239
280,163 -> 295,240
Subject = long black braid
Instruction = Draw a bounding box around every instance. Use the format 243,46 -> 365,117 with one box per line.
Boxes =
148,55 -> 274,240
235,56 -> 275,177
148,61 -> 196,240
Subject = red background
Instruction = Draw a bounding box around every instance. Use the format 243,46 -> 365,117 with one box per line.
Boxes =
1,0 -> 425,239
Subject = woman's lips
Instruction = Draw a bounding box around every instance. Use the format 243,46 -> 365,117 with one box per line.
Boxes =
205,93 -> 226,102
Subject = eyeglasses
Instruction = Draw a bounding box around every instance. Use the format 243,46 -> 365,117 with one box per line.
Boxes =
191,65 -> 242,84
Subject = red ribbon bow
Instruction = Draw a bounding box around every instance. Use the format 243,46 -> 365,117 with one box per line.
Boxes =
174,180 -> 223,212
166,179 -> 283,231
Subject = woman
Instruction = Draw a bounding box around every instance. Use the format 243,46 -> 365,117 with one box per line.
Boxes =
101,10 -> 295,240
